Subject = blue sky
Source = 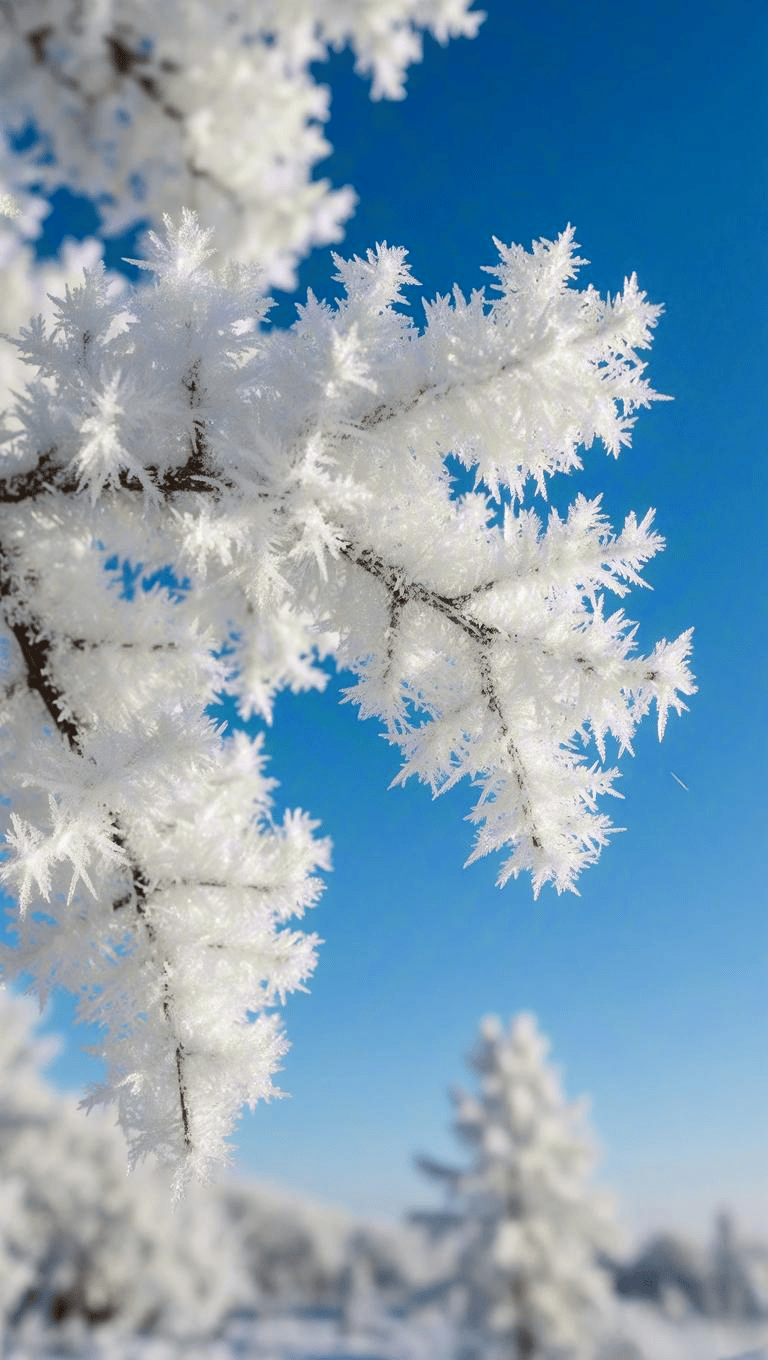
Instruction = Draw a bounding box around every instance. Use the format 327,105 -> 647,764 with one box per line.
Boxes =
5,0 -> 767,1248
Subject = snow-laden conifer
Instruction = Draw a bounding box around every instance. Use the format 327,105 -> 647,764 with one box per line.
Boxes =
413,1014 -> 616,1359
0,211 -> 692,1184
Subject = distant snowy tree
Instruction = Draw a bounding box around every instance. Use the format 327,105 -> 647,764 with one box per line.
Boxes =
711,1213 -> 762,1321
0,0 -> 694,1191
0,986 -> 247,1351
219,1176 -> 437,1317
613,1231 -> 712,1315
222,1179 -> 353,1309
412,1014 -> 617,1359
339,1246 -> 381,1337
612,1219 -> 765,1324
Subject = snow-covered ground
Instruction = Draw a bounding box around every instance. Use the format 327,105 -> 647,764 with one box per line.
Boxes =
596,1296 -> 768,1360
4,1302 -> 768,1360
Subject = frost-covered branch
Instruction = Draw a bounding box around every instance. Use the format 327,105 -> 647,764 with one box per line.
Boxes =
0,392 -> 329,1186
0,213 -> 692,1181
0,0 -> 482,287
0,0 -> 483,450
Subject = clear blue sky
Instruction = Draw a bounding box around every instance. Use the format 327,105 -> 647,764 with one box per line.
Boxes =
5,0 -> 767,1248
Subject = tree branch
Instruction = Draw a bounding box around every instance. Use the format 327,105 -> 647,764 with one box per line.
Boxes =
0,536 -> 193,1152
338,539 -> 543,850
0,451 -> 80,506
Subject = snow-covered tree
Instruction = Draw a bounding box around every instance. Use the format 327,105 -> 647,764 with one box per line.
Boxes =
412,1014 -> 617,1359
0,0 -> 694,1192
0,986 -> 249,1353
710,1213 -> 762,1321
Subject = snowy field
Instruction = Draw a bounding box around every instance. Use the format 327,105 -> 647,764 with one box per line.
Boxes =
4,1303 -> 768,1360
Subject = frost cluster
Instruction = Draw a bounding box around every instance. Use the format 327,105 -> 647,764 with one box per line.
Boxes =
0,0 -> 482,288
0,208 -> 693,1185
0,0 -> 482,411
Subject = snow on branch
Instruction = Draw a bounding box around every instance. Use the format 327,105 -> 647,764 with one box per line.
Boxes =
0,0 -> 482,287
0,215 -> 692,1180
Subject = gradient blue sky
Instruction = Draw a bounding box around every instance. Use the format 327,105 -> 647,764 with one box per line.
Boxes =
6,0 -> 767,1248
